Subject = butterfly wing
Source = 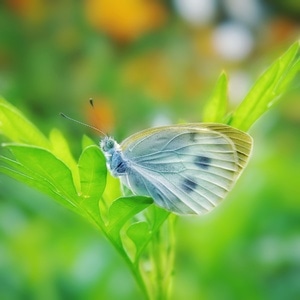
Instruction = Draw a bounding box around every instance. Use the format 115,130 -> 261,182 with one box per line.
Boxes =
120,124 -> 253,215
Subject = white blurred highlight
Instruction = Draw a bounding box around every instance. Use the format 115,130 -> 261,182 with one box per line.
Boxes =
173,0 -> 217,25
212,22 -> 254,61
151,113 -> 172,127
224,0 -> 263,27
228,71 -> 252,104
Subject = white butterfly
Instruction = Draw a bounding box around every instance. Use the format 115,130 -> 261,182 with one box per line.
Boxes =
100,123 -> 253,215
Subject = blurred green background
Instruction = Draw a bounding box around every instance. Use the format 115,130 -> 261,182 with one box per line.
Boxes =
0,0 -> 300,299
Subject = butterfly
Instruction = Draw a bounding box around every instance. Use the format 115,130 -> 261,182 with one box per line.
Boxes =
100,123 -> 253,215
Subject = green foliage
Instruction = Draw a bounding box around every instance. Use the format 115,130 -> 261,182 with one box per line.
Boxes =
0,41 -> 299,300
0,96 -> 172,300
203,42 -> 300,129
202,72 -> 228,123
229,42 -> 300,131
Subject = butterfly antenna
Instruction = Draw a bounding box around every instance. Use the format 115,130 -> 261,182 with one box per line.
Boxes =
89,98 -> 94,107
60,112 -> 107,137
88,98 -> 103,131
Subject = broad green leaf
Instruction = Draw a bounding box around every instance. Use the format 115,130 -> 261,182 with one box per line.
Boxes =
0,156 -> 80,213
82,134 -> 96,149
3,144 -> 78,202
0,97 -> 50,148
202,72 -> 228,122
126,205 -> 170,262
78,145 -> 107,225
49,128 -> 80,192
146,205 -> 170,233
230,41 -> 300,131
99,172 -> 122,225
107,196 -> 153,245
102,172 -> 122,206
127,221 -> 151,261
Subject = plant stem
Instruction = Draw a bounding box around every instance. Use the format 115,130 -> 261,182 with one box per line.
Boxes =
148,214 -> 177,300
91,199 -> 176,300
108,234 -> 151,299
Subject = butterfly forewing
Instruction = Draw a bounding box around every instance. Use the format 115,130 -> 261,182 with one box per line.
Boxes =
197,124 -> 253,173
119,124 -> 252,215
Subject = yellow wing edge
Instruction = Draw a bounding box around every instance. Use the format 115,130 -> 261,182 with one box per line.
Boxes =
197,123 -> 253,175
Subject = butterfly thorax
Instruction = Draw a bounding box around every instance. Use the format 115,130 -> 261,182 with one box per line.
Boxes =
100,136 -> 129,177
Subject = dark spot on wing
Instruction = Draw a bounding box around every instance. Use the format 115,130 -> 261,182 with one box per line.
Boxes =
195,156 -> 211,169
182,178 -> 197,193
154,191 -> 164,202
189,132 -> 197,142
152,190 -> 166,206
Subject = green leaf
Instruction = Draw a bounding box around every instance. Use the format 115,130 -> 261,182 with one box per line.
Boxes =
126,205 -> 170,262
107,196 -> 153,246
9,144 -> 77,198
49,128 -> 80,192
102,172 -> 122,206
0,97 -> 50,148
230,41 -> 300,131
82,134 -> 96,149
0,156 -> 80,213
0,146 -> 80,213
127,222 -> 151,261
78,145 -> 107,225
146,205 -> 170,233
202,72 -> 228,122
276,58 -> 300,95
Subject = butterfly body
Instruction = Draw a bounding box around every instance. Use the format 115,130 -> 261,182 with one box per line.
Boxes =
101,137 -> 129,176
100,123 -> 253,215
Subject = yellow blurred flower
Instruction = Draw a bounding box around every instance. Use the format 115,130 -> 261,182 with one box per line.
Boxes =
5,0 -> 46,25
85,0 -> 167,42
121,51 -> 206,101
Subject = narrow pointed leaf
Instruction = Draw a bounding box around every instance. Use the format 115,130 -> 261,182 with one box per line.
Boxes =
202,72 -> 228,122
230,42 -> 300,131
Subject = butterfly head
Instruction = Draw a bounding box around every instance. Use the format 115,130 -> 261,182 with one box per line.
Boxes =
100,136 -> 120,155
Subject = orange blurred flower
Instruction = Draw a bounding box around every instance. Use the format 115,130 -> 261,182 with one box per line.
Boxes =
268,18 -> 300,44
85,0 -> 167,43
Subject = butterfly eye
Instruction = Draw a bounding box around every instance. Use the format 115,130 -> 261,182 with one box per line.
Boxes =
107,139 -> 114,148
101,138 -> 115,152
